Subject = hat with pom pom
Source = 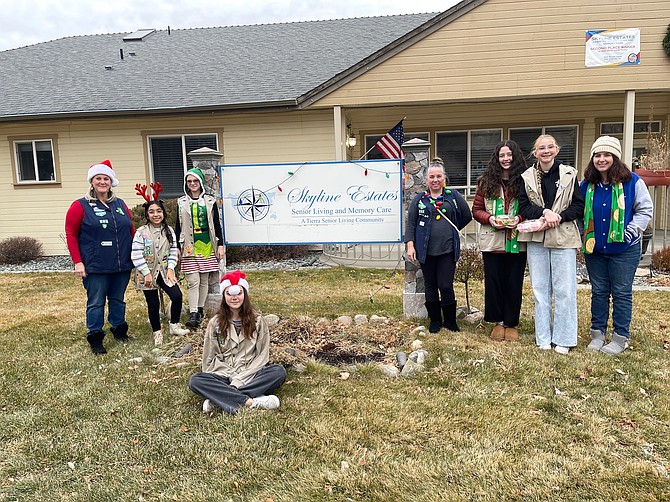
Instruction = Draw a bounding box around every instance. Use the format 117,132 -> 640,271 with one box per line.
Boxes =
220,270 -> 249,295
87,159 -> 119,187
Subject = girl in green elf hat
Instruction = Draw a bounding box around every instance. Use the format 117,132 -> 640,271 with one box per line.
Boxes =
175,167 -> 225,329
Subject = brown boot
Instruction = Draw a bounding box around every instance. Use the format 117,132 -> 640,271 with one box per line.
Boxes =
504,327 -> 519,342
490,324 -> 505,341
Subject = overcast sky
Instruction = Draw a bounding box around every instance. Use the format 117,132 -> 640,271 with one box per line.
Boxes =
0,0 -> 459,52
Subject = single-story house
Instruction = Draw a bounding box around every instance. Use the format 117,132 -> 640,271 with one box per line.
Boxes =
1,0 -> 669,255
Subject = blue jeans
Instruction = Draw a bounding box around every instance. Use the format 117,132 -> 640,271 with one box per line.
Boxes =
526,243 -> 578,347
584,243 -> 640,339
82,271 -> 131,335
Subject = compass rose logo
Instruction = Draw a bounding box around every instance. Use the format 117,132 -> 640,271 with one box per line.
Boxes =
235,188 -> 271,222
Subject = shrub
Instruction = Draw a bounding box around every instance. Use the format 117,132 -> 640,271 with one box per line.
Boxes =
0,236 -> 44,265
455,245 -> 484,313
651,246 -> 670,273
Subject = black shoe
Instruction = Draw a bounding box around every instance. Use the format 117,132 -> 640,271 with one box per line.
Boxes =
110,322 -> 130,342
197,307 -> 205,321
185,312 -> 200,329
425,301 -> 442,333
441,303 -> 460,332
87,331 -> 107,355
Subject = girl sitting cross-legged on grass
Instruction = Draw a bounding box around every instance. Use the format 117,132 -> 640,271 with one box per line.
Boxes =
188,270 -> 287,415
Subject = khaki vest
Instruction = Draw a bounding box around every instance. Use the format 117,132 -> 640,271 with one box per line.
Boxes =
518,164 -> 582,249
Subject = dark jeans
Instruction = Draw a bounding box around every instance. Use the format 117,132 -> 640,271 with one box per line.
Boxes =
142,274 -> 184,331
82,270 -> 131,335
584,243 -> 641,338
421,252 -> 456,304
189,364 -> 287,415
482,251 -> 527,327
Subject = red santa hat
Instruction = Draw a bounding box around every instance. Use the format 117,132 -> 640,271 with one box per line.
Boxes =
220,270 -> 249,295
87,159 -> 119,187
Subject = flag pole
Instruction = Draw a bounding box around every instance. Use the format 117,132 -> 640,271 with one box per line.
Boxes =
358,117 -> 406,161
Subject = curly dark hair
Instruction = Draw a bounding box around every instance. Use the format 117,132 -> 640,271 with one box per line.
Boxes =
217,290 -> 258,340
583,156 -> 632,184
476,140 -> 526,199
143,200 -> 174,246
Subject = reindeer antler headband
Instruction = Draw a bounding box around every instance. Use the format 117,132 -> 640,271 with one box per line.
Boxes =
135,182 -> 164,202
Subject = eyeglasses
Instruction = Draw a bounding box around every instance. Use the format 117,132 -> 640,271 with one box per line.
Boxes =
186,179 -> 200,184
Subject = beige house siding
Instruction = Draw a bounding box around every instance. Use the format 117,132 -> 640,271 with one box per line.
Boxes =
0,110 -> 334,255
345,93 -> 670,170
316,0 -> 670,107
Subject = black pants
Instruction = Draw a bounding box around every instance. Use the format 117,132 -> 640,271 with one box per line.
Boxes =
421,252 -> 457,304
142,274 -> 184,331
189,364 -> 287,415
482,251 -> 527,327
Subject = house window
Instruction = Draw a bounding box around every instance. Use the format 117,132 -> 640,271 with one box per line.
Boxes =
14,139 -> 56,182
435,129 -> 502,195
149,134 -> 218,198
600,121 -> 661,135
509,126 -> 578,168
365,132 -> 429,160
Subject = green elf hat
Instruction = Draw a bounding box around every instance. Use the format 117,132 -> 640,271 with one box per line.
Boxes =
183,167 -> 205,194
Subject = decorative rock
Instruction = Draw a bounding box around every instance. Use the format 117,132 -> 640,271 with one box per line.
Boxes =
156,356 -> 172,364
284,347 -> 297,356
411,325 -> 426,335
369,315 -> 387,324
316,317 -> 330,326
409,349 -> 428,364
264,314 -> 280,328
404,160 -> 422,175
354,314 -> 369,325
128,357 -> 143,364
336,315 -> 353,327
379,363 -> 400,378
396,351 -> 408,368
464,310 -> 485,324
400,360 -> 424,377
411,339 -> 423,350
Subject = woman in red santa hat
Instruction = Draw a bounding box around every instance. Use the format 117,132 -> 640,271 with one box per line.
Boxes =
65,160 -> 135,355
188,270 -> 286,415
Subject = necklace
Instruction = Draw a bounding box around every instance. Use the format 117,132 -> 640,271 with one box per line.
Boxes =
425,191 -> 450,220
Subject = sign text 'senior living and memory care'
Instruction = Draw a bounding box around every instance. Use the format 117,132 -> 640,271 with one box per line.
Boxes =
220,160 -> 403,245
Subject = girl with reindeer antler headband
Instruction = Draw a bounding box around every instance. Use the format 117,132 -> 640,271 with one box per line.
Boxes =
131,182 -> 190,346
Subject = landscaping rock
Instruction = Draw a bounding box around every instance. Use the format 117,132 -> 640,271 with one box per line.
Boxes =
411,325 -> 426,335
379,363 -> 400,378
354,314 -> 369,325
369,315 -> 387,324
400,360 -> 424,377
411,339 -> 423,350
264,314 -> 280,328
336,315 -> 353,326
396,351 -> 408,368
464,310 -> 484,324
409,349 -> 428,364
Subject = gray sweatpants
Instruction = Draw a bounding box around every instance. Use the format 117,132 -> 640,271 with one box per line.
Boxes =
188,364 -> 287,415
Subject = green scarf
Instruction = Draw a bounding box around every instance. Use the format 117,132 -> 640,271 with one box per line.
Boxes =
491,197 -> 519,253
582,182 -> 625,254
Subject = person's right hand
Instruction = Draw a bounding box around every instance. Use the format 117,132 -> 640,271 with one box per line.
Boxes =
143,274 -> 154,288
489,216 -> 506,229
74,262 -> 86,278
406,242 -> 417,263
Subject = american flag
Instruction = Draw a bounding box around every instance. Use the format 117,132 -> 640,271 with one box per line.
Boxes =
374,120 -> 404,159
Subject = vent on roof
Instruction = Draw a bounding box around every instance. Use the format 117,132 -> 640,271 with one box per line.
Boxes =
123,29 -> 155,42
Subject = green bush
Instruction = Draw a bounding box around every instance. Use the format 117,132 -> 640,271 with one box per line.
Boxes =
0,236 -> 44,265
651,246 -> 670,272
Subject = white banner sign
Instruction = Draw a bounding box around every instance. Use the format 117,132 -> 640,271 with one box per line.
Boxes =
220,160 -> 403,245
585,28 -> 640,67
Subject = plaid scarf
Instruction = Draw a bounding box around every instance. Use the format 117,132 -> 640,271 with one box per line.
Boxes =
582,182 -> 625,254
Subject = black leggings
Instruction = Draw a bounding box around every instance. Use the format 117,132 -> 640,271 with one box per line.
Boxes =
420,252 -> 456,304
142,274 -> 184,331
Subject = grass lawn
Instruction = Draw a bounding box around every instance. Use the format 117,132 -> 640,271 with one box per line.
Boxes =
0,268 -> 668,501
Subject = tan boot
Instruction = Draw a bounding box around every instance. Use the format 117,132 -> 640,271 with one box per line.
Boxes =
504,327 -> 519,342
153,330 -> 163,346
490,324 -> 505,341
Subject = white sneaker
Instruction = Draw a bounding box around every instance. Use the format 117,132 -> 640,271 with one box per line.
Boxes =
202,399 -> 214,413
169,323 -> 190,336
250,395 -> 280,410
538,344 -> 552,350
153,330 -> 163,346
554,345 -> 570,355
